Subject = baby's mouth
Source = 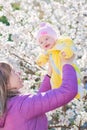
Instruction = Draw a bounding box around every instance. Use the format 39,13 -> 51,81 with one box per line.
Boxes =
45,44 -> 50,48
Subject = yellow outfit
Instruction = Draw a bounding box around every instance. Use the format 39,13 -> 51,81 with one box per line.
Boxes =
36,36 -> 82,99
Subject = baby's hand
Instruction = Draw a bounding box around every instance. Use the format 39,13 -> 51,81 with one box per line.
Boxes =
36,61 -> 42,66
61,47 -> 74,59
61,51 -> 67,58
61,53 -> 75,66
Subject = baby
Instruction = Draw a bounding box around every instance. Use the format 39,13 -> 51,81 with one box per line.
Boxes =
36,22 -> 83,99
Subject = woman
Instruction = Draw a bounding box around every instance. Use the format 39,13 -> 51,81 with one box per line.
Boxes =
0,57 -> 77,130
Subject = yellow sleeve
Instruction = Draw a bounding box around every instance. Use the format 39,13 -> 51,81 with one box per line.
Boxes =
57,36 -> 73,46
36,54 -> 49,66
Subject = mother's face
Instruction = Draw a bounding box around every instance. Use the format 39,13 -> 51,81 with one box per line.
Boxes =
8,69 -> 23,90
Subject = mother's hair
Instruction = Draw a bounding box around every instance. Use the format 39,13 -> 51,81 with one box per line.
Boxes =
0,62 -> 12,116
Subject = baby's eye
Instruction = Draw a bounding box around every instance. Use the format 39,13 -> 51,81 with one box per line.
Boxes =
46,38 -> 48,41
40,42 -> 43,44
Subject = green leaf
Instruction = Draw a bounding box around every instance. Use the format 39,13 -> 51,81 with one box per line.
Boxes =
0,16 -> 10,26
0,33 -> 2,36
69,25 -> 73,29
8,34 -> 13,42
11,2 -> 20,10
0,5 -> 3,11
42,0 -> 51,4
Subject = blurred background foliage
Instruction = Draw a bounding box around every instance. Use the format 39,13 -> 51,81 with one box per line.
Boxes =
0,0 -> 87,129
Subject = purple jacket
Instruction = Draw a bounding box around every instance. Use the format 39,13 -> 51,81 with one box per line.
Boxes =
0,65 -> 78,130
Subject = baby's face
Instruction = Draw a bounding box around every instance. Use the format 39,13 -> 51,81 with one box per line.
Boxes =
38,35 -> 56,50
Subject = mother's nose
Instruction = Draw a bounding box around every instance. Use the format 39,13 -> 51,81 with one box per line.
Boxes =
16,71 -> 21,76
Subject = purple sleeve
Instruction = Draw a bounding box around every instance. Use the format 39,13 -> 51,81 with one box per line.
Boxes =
38,75 -> 51,92
19,65 -> 78,119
